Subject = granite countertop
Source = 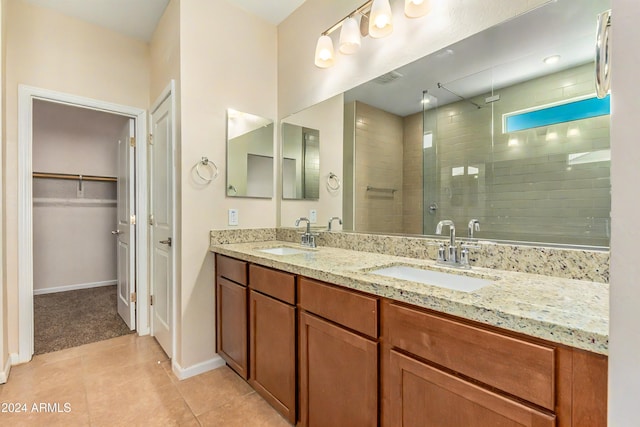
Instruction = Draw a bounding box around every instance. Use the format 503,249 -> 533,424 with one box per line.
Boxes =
210,241 -> 609,355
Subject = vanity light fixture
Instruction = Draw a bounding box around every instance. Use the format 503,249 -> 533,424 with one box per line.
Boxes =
405,0 -> 431,18
314,0 -> 431,68
369,0 -> 394,38
339,17 -> 361,54
314,35 -> 335,68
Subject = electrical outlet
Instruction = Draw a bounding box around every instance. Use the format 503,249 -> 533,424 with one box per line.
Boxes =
309,209 -> 317,224
228,209 -> 239,226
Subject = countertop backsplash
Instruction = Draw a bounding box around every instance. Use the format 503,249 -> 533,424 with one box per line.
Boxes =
210,228 -> 609,283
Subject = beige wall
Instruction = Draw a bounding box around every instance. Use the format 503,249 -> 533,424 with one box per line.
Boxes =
4,0 -> 149,356
280,94 -> 344,229
150,0 -> 180,104
178,0 -> 277,368
610,0 -> 640,423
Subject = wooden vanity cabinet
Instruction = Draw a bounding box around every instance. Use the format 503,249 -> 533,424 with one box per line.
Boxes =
381,300 -> 607,427
248,265 -> 297,424
298,277 -> 379,427
388,349 -> 555,427
215,254 -> 249,379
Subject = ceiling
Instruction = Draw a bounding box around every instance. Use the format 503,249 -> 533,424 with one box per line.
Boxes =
224,0 -> 307,25
23,0 -> 307,41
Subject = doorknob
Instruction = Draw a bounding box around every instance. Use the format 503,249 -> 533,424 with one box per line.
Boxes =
111,230 -> 122,235
159,237 -> 172,247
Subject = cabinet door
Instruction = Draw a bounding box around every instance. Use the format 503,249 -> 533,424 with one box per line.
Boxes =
299,311 -> 377,427
249,290 -> 296,424
216,277 -> 248,379
388,350 -> 555,427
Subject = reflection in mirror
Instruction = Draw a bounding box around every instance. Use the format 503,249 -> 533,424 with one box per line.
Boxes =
281,123 -> 321,200
226,109 -> 274,198
342,0 -> 611,247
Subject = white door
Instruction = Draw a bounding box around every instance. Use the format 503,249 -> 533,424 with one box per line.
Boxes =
115,118 -> 136,330
149,93 -> 173,356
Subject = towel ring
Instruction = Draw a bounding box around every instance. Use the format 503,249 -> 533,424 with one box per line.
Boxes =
196,157 -> 218,183
327,172 -> 341,191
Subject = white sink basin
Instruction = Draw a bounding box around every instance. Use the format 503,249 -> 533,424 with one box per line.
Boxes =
258,247 -> 312,255
369,265 -> 492,293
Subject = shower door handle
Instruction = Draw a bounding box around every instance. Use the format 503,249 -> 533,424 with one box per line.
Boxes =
595,9 -> 611,99
159,237 -> 172,247
111,230 -> 122,235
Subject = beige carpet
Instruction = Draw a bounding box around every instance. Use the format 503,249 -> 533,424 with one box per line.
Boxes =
34,285 -> 134,355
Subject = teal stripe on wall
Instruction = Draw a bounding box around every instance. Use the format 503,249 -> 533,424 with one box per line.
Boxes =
505,95 -> 610,133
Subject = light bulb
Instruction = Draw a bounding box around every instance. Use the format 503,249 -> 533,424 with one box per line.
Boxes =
314,35 -> 335,68
375,14 -> 389,28
405,0 -> 431,18
369,0 -> 393,38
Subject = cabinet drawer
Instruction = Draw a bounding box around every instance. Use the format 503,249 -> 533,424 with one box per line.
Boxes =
299,277 -> 378,339
249,264 -> 296,305
386,302 -> 556,410
388,350 -> 555,427
216,254 -> 247,285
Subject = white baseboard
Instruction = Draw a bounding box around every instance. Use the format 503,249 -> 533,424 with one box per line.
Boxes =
33,280 -> 117,295
0,354 -> 14,384
172,355 -> 225,381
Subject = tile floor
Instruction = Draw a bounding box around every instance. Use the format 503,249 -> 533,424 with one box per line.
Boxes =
0,334 -> 291,426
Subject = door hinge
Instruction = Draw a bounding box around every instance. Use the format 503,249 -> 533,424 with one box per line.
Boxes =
148,134 -> 153,145
130,292 -> 137,303
150,295 -> 154,306
130,136 -> 136,148
149,214 -> 154,225
130,215 -> 136,225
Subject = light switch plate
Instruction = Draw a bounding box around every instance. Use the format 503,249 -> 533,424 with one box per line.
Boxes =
228,209 -> 239,226
309,209 -> 317,224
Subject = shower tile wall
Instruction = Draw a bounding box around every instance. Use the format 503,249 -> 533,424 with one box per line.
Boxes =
402,112 -> 423,235
421,62 -> 610,246
353,102 -> 404,233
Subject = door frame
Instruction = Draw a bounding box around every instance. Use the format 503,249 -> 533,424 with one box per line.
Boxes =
149,80 -> 177,359
17,85 -> 149,363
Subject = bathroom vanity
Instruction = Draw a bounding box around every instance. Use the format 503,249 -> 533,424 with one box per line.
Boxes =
212,241 -> 607,427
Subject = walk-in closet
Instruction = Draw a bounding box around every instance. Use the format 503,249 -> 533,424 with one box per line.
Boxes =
32,99 -> 133,354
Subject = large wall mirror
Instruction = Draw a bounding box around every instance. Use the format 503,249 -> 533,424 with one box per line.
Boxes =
282,123 -> 320,200
283,0 -> 611,247
226,109 -> 274,198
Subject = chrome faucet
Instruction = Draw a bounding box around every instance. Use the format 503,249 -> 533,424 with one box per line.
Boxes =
328,216 -> 342,232
435,220 -> 457,264
468,219 -> 480,239
295,217 -> 317,248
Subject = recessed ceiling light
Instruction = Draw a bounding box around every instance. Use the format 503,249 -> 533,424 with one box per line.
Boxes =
543,55 -> 561,65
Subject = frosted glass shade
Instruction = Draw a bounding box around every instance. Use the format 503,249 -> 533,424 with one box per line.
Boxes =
314,35 -> 335,68
369,0 -> 393,38
339,17 -> 361,54
405,0 -> 431,18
